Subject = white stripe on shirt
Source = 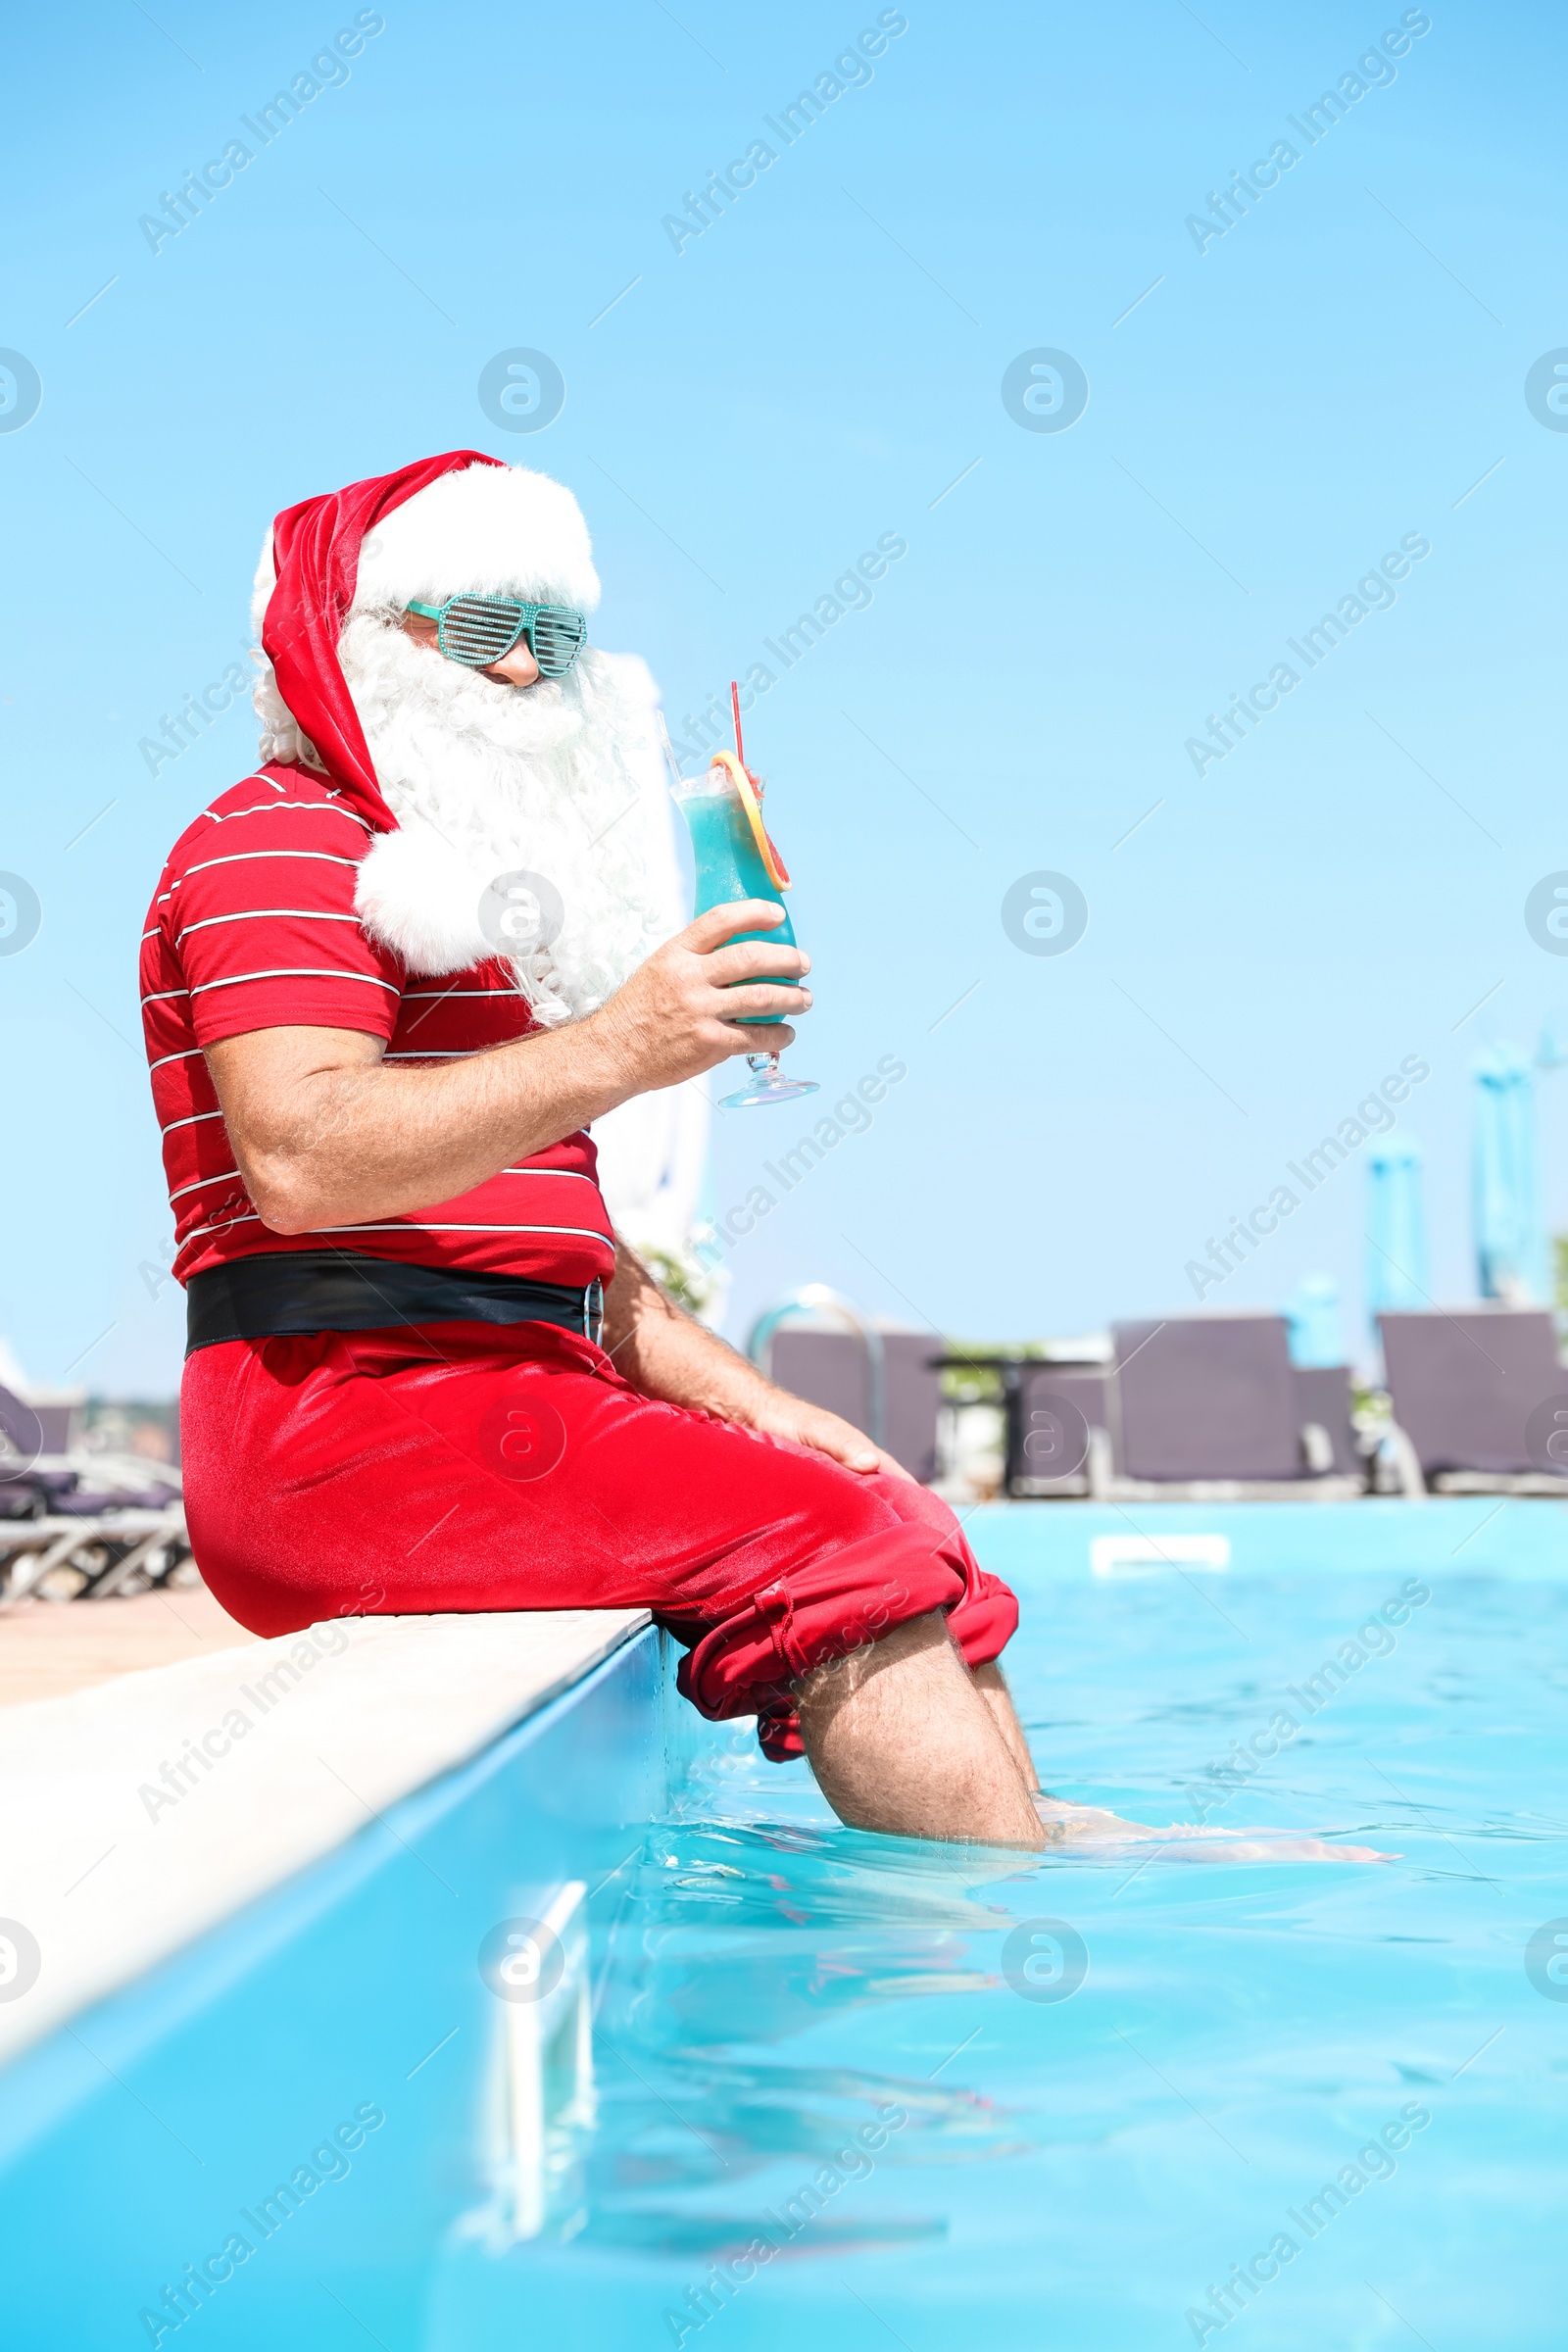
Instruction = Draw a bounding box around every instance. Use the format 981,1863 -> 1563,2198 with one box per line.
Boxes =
178,1212 -> 263,1244
169,1169 -> 244,1201
174,909 -> 363,946
318,1222 -> 612,1241
179,849 -> 362,879
202,797 -> 369,829
188,967 -> 399,997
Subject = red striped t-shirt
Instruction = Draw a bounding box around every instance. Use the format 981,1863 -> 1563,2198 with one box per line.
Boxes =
141,762 -> 615,1290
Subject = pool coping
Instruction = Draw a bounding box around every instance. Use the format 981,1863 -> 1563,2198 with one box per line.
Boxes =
0,1606 -> 649,2067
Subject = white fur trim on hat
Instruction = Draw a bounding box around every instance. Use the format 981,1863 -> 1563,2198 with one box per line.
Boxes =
248,522 -> 318,769
246,466 -> 603,770
249,526 -> 276,641
353,463 -> 601,615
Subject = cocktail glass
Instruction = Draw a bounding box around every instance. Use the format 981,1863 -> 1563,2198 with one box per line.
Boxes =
670,750 -> 818,1110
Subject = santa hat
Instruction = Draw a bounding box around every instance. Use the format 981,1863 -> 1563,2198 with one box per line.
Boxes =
250,451 -> 603,830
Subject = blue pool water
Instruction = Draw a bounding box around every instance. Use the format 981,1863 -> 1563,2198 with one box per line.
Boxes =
5,1500 -> 1566,2346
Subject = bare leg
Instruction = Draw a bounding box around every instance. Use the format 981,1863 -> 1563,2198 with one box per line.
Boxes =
795,1611 -> 1048,1848
973,1660 -> 1039,1792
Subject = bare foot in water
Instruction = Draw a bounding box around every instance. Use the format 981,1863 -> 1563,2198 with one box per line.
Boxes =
1035,1793 -> 1394,1863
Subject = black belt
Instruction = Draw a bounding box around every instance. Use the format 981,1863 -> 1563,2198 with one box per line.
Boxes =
186,1250 -> 605,1355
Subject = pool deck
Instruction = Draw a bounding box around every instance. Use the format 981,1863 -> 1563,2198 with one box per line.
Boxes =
0,1600 -> 650,2067
0,1584 -> 261,1708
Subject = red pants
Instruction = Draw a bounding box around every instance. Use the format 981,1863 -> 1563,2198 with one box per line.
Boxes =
181,1322 -> 1017,1757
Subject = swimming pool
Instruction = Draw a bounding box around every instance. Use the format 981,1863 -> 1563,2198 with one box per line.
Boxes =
5,1499 -> 1565,2346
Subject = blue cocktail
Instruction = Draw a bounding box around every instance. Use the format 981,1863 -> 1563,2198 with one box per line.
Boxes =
671,747 -> 817,1110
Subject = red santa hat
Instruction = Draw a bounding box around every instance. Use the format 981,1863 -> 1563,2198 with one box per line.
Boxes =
253,450 -> 603,831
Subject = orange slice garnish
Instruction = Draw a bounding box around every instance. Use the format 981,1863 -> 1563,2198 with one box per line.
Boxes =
710,749 -> 791,889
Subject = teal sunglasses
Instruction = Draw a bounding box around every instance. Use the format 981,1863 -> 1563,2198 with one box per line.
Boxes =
404,594 -> 587,678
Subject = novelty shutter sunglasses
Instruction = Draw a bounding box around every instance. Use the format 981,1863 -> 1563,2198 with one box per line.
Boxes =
404,594 -> 587,677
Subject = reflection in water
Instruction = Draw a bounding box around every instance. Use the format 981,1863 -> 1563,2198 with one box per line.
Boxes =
466,1880 -> 596,2250
564,1751 -> 1042,2267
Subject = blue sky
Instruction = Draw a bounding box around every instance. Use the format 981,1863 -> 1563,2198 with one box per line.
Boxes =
2,0 -> 1565,1394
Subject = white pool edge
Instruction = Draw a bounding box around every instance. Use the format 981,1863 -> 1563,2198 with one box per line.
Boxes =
0,1607 -> 649,2066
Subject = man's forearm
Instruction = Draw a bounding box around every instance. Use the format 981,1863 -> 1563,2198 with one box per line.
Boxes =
602,1240 -> 778,1421
602,1239 -> 895,1479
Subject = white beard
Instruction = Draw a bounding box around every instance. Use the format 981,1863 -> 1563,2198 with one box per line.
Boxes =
340,612 -> 676,1027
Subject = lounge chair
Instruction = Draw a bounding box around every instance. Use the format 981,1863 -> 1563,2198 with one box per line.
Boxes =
0,1507 -> 193,1602
1379,1306 -> 1568,1494
766,1327 -> 943,1483
1102,1314 -> 1364,1499
991,1322 -> 1362,1500
1005,1360 -> 1117,1498
0,1381 -> 192,1601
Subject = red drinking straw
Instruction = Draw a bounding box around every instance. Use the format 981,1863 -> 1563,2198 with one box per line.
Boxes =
730,679 -> 745,770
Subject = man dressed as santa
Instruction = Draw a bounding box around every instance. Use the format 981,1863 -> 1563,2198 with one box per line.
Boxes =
140,450 -> 1044,1849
